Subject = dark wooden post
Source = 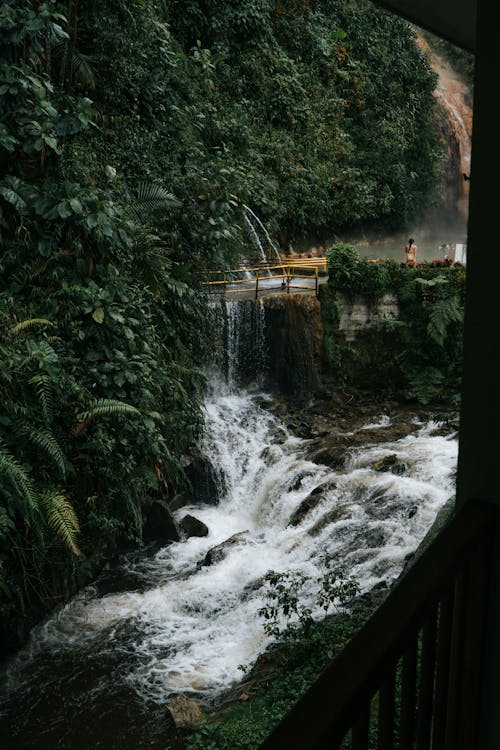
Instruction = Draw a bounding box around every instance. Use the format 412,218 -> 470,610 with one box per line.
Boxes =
455,2 -> 500,747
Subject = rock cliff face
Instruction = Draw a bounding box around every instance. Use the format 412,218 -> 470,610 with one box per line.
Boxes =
416,34 -> 473,219
220,291 -> 400,395
262,294 -> 323,394
336,292 -> 399,342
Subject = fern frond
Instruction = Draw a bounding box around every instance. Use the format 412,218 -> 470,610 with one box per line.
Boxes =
0,441 -> 37,515
27,340 -> 58,365
77,398 -> 140,422
10,318 -> 53,334
21,426 -> 67,479
427,297 -> 463,347
29,374 -> 53,424
415,275 -> 448,288
39,490 -> 80,556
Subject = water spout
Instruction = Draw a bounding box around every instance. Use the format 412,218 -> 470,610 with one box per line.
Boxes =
242,204 -> 282,267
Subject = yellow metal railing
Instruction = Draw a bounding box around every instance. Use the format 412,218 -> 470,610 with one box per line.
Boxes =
202,264 -> 320,299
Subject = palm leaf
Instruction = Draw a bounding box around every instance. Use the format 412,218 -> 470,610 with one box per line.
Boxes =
130,182 -> 181,223
70,49 -> 96,89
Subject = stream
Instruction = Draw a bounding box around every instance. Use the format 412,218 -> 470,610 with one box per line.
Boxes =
0,302 -> 458,750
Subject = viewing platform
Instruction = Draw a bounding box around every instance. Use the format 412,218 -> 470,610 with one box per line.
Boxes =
202,257 -> 328,299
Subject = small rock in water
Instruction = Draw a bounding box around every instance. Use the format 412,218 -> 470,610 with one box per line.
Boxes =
180,514 -> 209,538
200,531 -> 249,567
390,462 -> 407,475
167,695 -> 205,729
288,483 -> 336,526
372,454 -> 398,472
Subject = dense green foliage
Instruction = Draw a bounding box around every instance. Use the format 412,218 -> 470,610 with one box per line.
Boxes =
0,0 -> 210,641
0,0 -> 447,643
323,244 -> 465,402
166,0 -> 443,245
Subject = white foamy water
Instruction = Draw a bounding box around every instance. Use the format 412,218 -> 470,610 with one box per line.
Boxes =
4,379 -> 457,708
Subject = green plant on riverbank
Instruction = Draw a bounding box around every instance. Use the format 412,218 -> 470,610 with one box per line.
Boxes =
186,563 -> 361,750
322,244 -> 465,403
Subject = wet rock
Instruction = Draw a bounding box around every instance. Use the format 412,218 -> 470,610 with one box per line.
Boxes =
308,506 -> 350,536
351,582 -> 391,611
167,695 -> 205,729
371,454 -> 407,475
142,500 -> 181,543
168,492 -> 195,511
269,426 -> 287,444
180,514 -> 209,538
287,472 -> 306,491
200,531 -> 249,567
390,462 -> 407,475
288,483 -> 336,526
184,450 -> 222,505
372,454 -> 398,472
288,493 -> 323,526
309,446 -> 347,469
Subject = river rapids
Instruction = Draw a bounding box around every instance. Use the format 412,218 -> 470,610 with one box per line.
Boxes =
0,301 -> 457,749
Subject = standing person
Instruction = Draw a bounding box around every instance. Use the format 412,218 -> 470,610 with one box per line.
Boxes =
405,237 -> 417,267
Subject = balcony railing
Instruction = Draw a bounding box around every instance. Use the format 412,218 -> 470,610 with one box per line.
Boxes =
259,500 -> 497,750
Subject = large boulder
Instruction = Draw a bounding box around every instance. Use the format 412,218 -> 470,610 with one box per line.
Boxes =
180,514 -> 209,538
168,491 -> 196,511
184,450 -> 222,506
167,695 -> 205,729
142,500 -> 181,543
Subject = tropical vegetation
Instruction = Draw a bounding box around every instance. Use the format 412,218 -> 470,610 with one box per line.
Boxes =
1,0 -> 449,648
322,243 -> 465,403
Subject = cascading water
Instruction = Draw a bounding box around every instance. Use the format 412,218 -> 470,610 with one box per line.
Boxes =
243,205 -> 282,269
0,299 -> 458,749
416,34 -> 473,220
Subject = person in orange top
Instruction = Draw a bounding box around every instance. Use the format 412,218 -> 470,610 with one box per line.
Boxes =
405,237 -> 417,266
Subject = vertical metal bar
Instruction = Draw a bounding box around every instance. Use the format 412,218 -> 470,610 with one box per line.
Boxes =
398,636 -> 418,750
431,586 -> 454,749
416,606 -> 438,750
378,668 -> 396,750
287,266 -> 291,293
315,267 -> 319,297
224,274 -> 227,295
444,571 -> 467,750
255,269 -> 259,300
457,544 -> 492,750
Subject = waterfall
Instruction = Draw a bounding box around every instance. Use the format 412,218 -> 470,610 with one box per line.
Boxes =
210,298 -> 267,389
0,300 -> 458,747
416,34 -> 473,219
243,205 -> 282,267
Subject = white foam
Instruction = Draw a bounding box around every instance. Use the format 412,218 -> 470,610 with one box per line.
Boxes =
6,380 -> 457,707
